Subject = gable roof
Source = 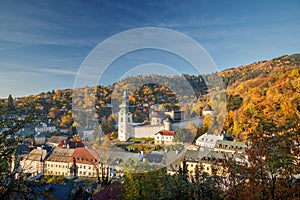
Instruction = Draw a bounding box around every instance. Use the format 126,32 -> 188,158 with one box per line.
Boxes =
46,147 -> 74,163
48,135 -> 68,144
94,149 -> 138,167
155,130 -> 175,136
70,147 -> 98,164
196,133 -> 224,145
26,149 -> 47,161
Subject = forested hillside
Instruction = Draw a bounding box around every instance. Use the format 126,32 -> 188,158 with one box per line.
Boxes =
1,54 -> 299,141
221,54 -> 300,140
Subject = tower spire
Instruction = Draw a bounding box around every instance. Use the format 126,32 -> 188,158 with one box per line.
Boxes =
118,89 -> 133,141
120,90 -> 129,112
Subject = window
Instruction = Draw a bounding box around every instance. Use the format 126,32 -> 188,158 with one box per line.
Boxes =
120,117 -> 123,122
128,117 -> 130,122
84,166 -> 86,169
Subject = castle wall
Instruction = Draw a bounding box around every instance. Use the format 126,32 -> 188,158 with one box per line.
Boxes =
133,125 -> 164,138
171,117 -> 202,132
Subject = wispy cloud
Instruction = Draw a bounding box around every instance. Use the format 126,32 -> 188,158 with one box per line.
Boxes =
36,68 -> 77,76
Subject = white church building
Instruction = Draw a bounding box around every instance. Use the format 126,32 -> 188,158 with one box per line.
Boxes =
118,91 -> 202,141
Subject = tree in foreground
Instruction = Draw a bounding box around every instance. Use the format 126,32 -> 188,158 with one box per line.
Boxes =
0,115 -> 33,199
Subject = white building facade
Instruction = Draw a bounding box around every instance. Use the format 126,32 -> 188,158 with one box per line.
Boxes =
196,133 -> 224,149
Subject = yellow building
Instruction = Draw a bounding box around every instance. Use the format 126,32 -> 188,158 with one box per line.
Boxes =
154,130 -> 175,145
45,148 -> 74,176
182,149 -> 245,177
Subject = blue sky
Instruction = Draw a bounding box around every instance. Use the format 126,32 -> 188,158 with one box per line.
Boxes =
0,0 -> 300,98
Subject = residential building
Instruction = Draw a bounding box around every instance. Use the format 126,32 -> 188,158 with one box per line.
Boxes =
45,147 -> 74,176
195,133 -> 225,148
183,147 -> 246,178
20,148 -> 47,176
35,120 -> 56,133
57,135 -> 85,148
213,140 -> 246,154
183,149 -> 227,177
71,147 -> 99,177
34,132 -> 46,145
154,130 -> 175,145
47,135 -> 68,147
59,127 -> 69,134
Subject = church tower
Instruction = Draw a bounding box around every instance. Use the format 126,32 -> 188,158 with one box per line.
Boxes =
118,91 -> 133,141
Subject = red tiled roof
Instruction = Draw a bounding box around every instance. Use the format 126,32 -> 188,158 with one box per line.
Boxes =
57,139 -> 84,148
155,130 -> 175,136
69,147 -> 98,164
